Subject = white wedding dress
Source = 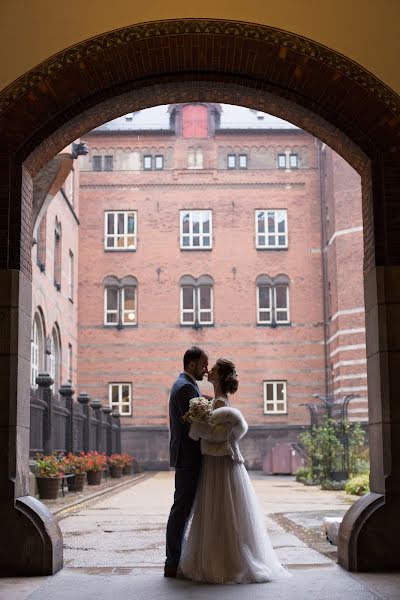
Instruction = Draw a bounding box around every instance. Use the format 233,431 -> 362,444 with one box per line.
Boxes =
178,398 -> 291,584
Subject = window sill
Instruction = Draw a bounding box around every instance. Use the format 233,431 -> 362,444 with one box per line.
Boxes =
180,247 -> 212,251
180,323 -> 215,329
257,322 -> 291,327
104,324 -> 138,329
255,247 -> 288,251
104,248 -> 137,252
263,412 -> 288,416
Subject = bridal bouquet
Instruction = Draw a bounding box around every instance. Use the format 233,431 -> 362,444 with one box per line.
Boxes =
182,397 -> 213,424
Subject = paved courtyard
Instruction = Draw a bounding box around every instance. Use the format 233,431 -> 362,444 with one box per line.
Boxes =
2,472 -> 400,599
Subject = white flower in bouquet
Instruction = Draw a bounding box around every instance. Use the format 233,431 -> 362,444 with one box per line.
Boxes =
182,397 -> 213,424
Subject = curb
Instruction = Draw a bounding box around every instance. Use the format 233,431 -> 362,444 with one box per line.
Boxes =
53,472 -> 154,519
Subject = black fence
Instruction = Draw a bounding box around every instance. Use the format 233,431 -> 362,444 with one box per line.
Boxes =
30,374 -> 121,457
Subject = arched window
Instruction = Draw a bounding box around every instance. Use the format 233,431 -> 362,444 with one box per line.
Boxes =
256,274 -> 290,325
54,218 -> 62,290
104,276 -> 137,327
180,275 -> 214,326
30,311 -> 45,388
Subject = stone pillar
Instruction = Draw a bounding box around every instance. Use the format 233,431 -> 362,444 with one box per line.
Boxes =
77,392 -> 90,453
59,383 -> 75,454
90,400 -> 102,452
0,269 -> 62,576
36,373 -> 54,454
112,411 -> 122,454
102,407 -> 113,456
339,155 -> 400,571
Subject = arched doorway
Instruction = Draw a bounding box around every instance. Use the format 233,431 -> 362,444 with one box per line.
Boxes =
0,19 -> 399,576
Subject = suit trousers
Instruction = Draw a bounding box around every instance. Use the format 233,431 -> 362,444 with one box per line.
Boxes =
165,466 -> 201,567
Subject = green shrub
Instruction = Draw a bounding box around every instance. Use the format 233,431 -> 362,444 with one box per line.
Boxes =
320,479 -> 346,491
345,474 -> 370,496
295,467 -> 310,482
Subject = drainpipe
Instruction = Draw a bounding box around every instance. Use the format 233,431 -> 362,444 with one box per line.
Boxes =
316,139 -> 330,396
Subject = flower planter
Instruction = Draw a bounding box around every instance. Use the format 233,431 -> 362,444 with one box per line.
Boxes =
66,472 -> 86,492
109,466 -> 123,478
87,470 -> 102,485
122,464 -> 132,476
36,476 -> 61,500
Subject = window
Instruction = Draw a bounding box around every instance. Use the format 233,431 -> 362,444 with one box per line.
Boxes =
68,250 -> 74,300
109,383 -> 132,416
155,155 -> 164,170
68,344 -> 73,382
277,154 -> 286,169
93,155 -> 102,171
239,154 -> 248,169
30,313 -> 45,388
54,218 -> 61,290
187,148 -> 203,169
104,276 -> 137,327
264,381 -> 287,414
92,155 -> 113,171
256,275 -> 290,325
143,154 -> 164,170
227,154 -> 236,169
277,153 -> 299,169
180,275 -> 214,326
180,210 -> 212,249
37,216 -> 46,272
256,210 -> 288,249
105,211 -> 137,250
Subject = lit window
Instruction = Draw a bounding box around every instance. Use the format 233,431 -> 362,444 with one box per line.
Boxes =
105,211 -> 137,250
109,383 -> 132,416
104,276 -> 137,327
256,210 -> 288,249
180,210 -> 212,249
264,381 -> 287,414
289,154 -> 298,168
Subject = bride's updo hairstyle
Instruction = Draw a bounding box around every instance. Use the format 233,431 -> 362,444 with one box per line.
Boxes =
216,358 -> 239,394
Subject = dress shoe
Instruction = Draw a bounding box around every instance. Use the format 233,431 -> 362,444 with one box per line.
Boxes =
164,565 -> 178,578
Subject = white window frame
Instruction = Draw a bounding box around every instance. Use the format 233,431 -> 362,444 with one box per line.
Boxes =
277,154 -> 287,169
289,153 -> 299,169
257,285 -> 272,324
180,210 -> 212,250
274,285 -> 290,324
68,250 -> 74,300
104,155 -> 114,171
143,155 -> 152,170
239,154 -> 248,169
104,287 -> 119,326
180,285 -> 214,325
104,211 -> 137,251
227,154 -> 236,169
263,381 -> 287,414
255,209 -> 288,249
31,320 -> 39,388
92,155 -> 102,171
121,286 -> 137,325
154,155 -> 164,170
109,383 -> 132,416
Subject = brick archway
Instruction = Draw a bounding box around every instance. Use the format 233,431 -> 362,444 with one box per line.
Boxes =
0,18 -> 399,575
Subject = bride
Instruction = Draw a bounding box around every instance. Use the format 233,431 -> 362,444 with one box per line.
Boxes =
178,358 -> 291,584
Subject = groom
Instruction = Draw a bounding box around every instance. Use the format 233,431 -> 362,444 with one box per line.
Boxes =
164,346 -> 209,578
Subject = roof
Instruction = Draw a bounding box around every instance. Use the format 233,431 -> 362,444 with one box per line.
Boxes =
91,104 -> 299,133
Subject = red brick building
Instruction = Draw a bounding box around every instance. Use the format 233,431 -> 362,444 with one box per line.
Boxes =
71,103 -> 366,469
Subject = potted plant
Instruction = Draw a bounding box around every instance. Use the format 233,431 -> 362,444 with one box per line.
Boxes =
35,453 -> 63,499
61,453 -> 87,491
109,453 -> 125,478
121,453 -> 134,475
85,451 -> 107,485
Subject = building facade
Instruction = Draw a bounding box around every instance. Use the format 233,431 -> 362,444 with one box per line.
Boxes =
71,103 -> 366,469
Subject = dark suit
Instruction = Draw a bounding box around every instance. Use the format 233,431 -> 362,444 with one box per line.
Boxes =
165,372 -> 202,567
